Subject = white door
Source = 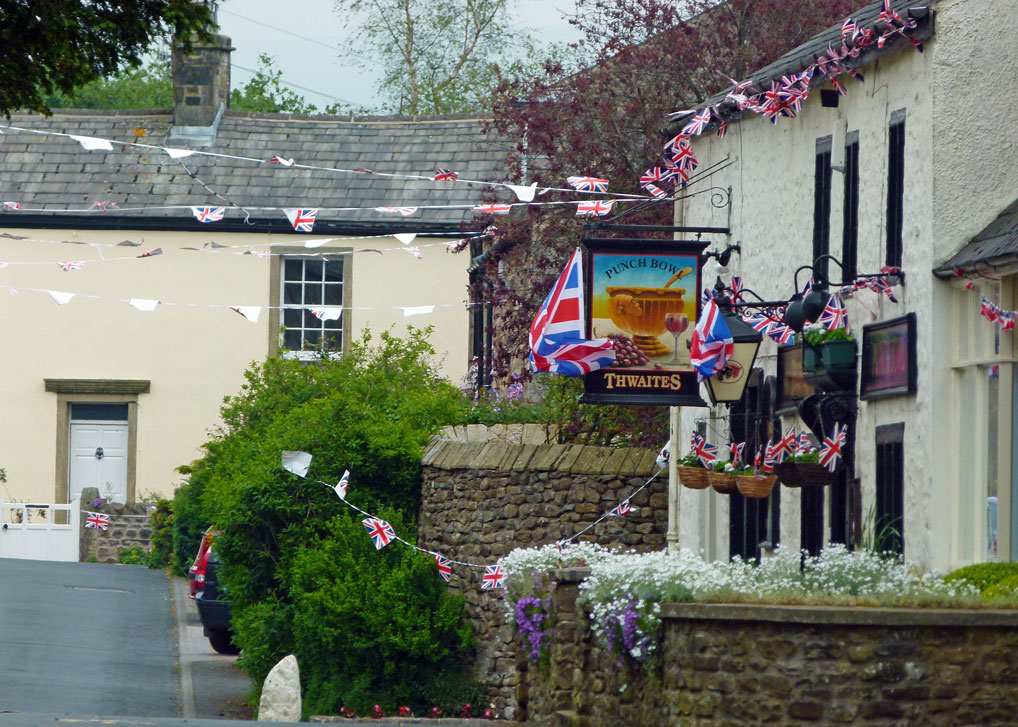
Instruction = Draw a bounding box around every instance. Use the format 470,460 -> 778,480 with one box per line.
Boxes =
69,422 -> 128,504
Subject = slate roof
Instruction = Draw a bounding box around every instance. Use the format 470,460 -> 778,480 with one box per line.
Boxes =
934,199 -> 1018,277
0,109 -> 512,235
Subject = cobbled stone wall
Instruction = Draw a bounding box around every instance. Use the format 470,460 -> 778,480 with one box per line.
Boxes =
520,569 -> 1018,727
418,427 -> 667,715
78,489 -> 153,563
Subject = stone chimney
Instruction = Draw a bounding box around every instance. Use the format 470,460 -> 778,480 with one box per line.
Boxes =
171,31 -> 234,129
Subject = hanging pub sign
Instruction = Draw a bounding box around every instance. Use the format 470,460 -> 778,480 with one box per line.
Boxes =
776,344 -> 815,413
860,312 -> 917,399
580,237 -> 709,406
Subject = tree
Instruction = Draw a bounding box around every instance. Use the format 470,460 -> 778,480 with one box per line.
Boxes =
0,0 -> 213,117
332,0 -> 535,115
480,0 -> 869,384
42,58 -> 174,111
230,53 -> 322,115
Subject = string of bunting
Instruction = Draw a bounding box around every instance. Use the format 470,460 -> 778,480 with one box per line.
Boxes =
280,450 -> 665,591
952,269 -> 1017,333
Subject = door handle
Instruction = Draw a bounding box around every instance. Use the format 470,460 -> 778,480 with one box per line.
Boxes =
95,447 -> 104,460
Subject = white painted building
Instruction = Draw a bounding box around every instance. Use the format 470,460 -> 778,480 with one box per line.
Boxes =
675,0 -> 1017,572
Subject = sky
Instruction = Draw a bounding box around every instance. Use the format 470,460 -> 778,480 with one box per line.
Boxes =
214,0 -> 583,112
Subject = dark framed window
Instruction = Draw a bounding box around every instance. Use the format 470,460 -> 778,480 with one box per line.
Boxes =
875,423 -> 905,556
813,136 -> 833,282
69,403 -> 129,422
801,485 -> 825,558
886,110 -> 906,268
841,131 -> 859,281
280,256 -> 344,355
829,423 -> 855,546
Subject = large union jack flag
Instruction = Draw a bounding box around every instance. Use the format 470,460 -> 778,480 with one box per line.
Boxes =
285,208 -> 318,232
819,423 -> 847,472
689,299 -> 734,382
362,517 -> 396,550
191,206 -> 226,223
436,555 -> 452,583
85,512 -> 110,530
576,200 -> 615,217
481,565 -> 505,590
529,247 -> 615,376
691,433 -> 717,469
567,176 -> 609,193
819,292 -> 848,330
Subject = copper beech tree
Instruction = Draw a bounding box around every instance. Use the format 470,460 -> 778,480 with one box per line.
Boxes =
479,0 -> 869,391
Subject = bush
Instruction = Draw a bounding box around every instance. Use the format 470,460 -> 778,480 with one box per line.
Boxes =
118,546 -> 147,565
171,472 -> 208,576
943,562 -> 1018,593
146,498 -> 174,569
983,574 -> 1018,601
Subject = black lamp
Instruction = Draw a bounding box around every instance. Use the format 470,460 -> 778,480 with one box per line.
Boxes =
704,287 -> 763,405
784,294 -> 807,332
801,288 -> 829,322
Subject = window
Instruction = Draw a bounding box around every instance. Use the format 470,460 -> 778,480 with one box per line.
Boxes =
813,136 -> 833,282
280,256 -> 344,357
886,110 -> 906,268
875,423 -> 905,556
841,132 -> 859,281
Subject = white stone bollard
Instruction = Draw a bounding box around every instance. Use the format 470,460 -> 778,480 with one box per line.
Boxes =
257,654 -> 302,722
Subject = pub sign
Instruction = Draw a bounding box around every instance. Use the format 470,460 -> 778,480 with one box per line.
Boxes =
580,238 -> 709,406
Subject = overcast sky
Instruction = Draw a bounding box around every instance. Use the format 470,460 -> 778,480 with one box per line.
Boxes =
214,0 -> 582,111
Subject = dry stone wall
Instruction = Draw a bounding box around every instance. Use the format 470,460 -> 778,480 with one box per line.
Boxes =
522,569 -> 1018,727
418,427 -> 667,714
78,488 -> 153,563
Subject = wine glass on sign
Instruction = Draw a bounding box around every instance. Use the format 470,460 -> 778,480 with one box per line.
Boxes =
664,313 -> 689,364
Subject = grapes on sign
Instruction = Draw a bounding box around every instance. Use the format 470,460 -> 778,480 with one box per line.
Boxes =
607,334 -> 650,368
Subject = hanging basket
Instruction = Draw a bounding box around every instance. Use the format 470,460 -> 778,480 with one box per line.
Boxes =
708,470 -> 738,494
736,474 -> 777,499
774,461 -> 835,487
678,465 -> 711,490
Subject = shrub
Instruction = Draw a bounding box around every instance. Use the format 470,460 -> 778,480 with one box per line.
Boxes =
118,546 -> 147,565
170,472 -> 208,576
943,562 -> 1018,593
983,574 -> 1018,601
146,498 -> 174,569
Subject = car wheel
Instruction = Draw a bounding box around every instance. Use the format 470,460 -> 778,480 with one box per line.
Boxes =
207,628 -> 240,655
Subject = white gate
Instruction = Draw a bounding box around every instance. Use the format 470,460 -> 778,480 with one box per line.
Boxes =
0,502 -> 80,561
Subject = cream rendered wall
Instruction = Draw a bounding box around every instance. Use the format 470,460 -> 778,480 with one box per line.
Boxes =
678,27 -> 938,565
0,227 -> 469,503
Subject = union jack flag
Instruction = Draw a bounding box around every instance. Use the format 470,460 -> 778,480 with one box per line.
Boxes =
191,206 -> 226,223
744,313 -> 775,335
576,200 -> 615,217
608,500 -> 634,517
85,512 -> 110,530
472,204 -> 512,215
819,292 -> 848,330
681,108 -> 711,137
717,121 -> 727,138
768,324 -> 794,345
436,555 -> 452,583
669,138 -> 698,171
760,444 -> 775,474
90,201 -> 117,210
3,201 -> 19,210
730,441 -> 745,467
819,423 -> 847,473
334,470 -> 349,500
690,299 -> 734,382
1000,311 -> 1015,333
981,298 -> 999,322
798,430 -> 815,453
269,156 -> 295,166
506,381 -> 524,399
406,246 -> 422,259
730,276 -> 743,302
691,433 -> 718,469
376,206 -> 419,216
642,183 -> 668,200
481,565 -> 505,590
285,208 -> 318,232
59,261 -> 84,271
842,17 -> 857,39
640,167 -> 674,188
772,427 -> 798,464
529,247 -> 615,376
362,517 -> 396,550
567,176 -> 609,193
137,248 -> 163,258
433,168 -> 458,181
867,276 -> 898,303
753,447 -> 763,473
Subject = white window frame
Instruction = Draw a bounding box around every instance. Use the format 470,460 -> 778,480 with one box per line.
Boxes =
279,255 -> 345,361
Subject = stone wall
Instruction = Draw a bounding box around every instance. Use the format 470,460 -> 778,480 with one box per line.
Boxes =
521,569 -> 1018,727
418,429 -> 667,714
78,488 -> 153,563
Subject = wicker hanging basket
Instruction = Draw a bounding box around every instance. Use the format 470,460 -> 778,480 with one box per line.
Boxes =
708,470 -> 738,494
774,461 -> 835,487
677,465 -> 711,490
736,474 -> 777,499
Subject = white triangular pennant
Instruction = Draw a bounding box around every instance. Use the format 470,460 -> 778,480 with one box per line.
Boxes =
281,450 -> 312,478
69,135 -> 113,151
393,233 -> 416,245
310,306 -> 343,321
163,147 -> 196,159
129,298 -> 160,312
303,239 -> 331,249
48,290 -> 75,305
230,305 -> 262,322
507,183 -> 537,202
402,305 -> 435,317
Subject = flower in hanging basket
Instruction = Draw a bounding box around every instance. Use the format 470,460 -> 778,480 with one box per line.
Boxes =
676,452 -> 711,489
803,322 -> 854,346
774,449 -> 835,487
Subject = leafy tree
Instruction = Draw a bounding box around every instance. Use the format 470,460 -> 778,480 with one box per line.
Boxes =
332,0 -> 536,115
479,0 -> 869,384
0,0 -> 213,116
230,53 -> 322,115
42,58 -> 174,110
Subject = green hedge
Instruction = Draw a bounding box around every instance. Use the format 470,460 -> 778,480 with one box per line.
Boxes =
944,562 -> 1018,593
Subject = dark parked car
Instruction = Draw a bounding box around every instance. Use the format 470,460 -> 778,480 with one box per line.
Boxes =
193,545 -> 239,655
